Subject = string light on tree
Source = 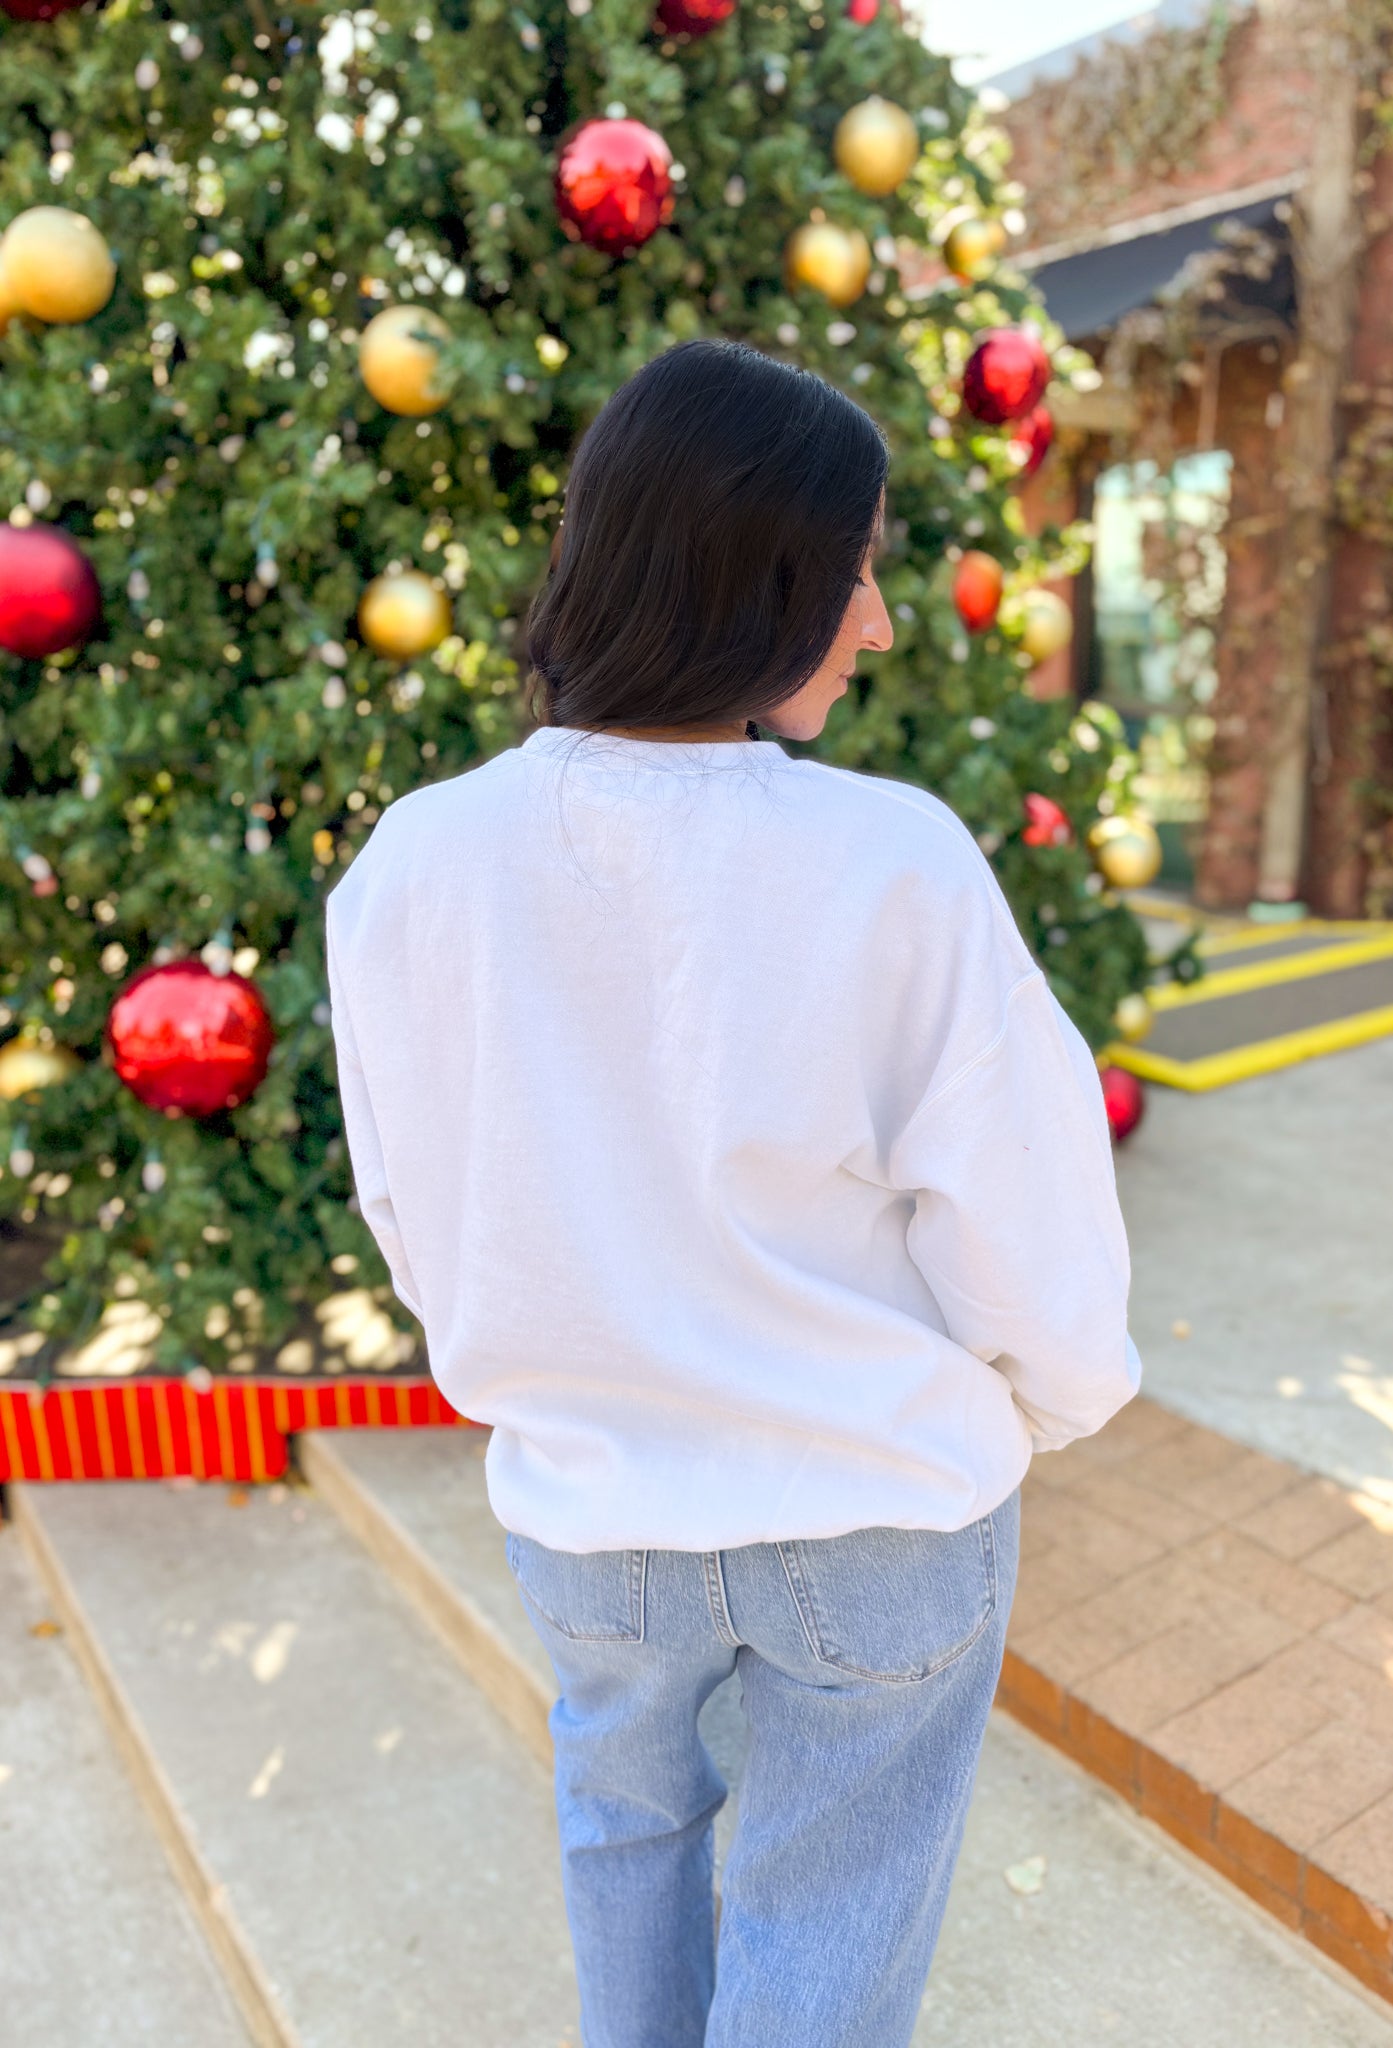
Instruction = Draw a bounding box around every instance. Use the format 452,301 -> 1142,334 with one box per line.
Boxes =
358,569 -> 452,661
105,961 -> 275,1117
554,119 -> 675,255
832,96 -> 919,197
359,304 -> 450,416
0,207 -> 114,324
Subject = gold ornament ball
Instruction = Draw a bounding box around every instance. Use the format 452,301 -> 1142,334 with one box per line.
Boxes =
784,222 -> 872,308
0,1037 -> 80,1101
359,304 -> 450,417
1113,991 -> 1154,1044
1088,815 -> 1164,890
358,569 -> 452,661
833,97 -> 920,198
0,252 -> 25,335
1019,588 -> 1073,663
942,217 -> 1006,280
0,207 -> 115,325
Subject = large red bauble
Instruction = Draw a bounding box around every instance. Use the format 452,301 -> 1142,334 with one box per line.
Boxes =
962,328 -> 1051,427
0,523 -> 102,658
1022,792 -> 1074,848
106,961 -> 275,1117
0,0 -> 86,16
655,0 -> 735,34
555,119 -> 675,256
1099,1064 -> 1145,1144
952,550 -> 1003,633
1010,404 -> 1054,478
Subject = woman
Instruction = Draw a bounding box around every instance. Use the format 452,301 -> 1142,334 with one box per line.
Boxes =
326,338 -> 1141,2048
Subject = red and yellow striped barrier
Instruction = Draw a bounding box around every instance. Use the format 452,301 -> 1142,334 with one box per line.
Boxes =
0,1377 -> 477,1483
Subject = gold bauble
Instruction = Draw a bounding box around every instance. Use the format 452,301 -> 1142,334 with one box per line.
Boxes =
942,218 -> 1006,281
0,1036 -> 80,1101
833,96 -> 920,198
0,253 -> 24,336
359,304 -> 450,417
783,222 -> 872,308
1113,991 -> 1154,1044
0,207 -> 115,325
358,569 -> 452,661
1019,588 -> 1073,663
1088,815 -> 1164,890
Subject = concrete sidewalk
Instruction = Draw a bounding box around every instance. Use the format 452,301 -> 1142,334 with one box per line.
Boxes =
1117,932 -> 1392,1505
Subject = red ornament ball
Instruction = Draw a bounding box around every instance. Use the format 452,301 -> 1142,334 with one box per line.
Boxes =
1010,404 -> 1054,479
655,0 -> 735,34
962,327 -> 1051,427
0,523 -> 102,658
555,118 -> 675,256
1022,792 -> 1074,848
952,550 -> 1003,633
0,0 -> 86,16
106,961 -> 275,1118
1099,1064 -> 1145,1145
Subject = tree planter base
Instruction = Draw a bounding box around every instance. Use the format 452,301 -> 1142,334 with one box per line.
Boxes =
0,1377 -> 476,1483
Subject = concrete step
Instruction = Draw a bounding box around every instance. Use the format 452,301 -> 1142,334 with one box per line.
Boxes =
929,1715 -> 1393,2047
297,1425 -> 750,1880
0,1520 -> 253,2048
305,1427 -> 1393,2047
10,1472 -> 580,2048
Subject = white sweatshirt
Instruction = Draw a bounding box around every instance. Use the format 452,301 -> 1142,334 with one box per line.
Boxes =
326,725 -> 1142,1552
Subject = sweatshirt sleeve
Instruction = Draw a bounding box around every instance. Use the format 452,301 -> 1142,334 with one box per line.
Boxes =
324,904 -> 426,1325
887,966 -> 1142,1453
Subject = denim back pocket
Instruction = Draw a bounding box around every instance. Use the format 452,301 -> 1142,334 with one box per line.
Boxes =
776,1514 -> 997,1683
505,1532 -> 647,1642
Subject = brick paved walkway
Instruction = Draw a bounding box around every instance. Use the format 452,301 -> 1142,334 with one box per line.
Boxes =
995,1395 -> 1393,2005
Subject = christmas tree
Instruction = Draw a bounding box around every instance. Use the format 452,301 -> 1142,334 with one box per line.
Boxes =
0,0 -> 1175,1380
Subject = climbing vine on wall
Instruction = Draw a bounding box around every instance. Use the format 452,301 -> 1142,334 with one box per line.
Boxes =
1018,4 -> 1236,242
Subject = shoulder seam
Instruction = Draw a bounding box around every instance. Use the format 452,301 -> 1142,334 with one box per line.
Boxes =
902,967 -> 1045,1133
796,758 -> 974,843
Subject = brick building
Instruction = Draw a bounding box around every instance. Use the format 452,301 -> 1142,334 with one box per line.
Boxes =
915,0 -> 1389,916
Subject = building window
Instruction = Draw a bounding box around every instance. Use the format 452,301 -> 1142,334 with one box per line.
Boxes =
1090,449 -> 1230,887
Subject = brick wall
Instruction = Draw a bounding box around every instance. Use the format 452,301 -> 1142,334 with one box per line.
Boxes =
1306,139 -> 1393,918
999,3 -> 1315,257
1188,346 -> 1288,910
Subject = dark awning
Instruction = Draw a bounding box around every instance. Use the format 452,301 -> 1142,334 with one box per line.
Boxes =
1024,193 -> 1297,343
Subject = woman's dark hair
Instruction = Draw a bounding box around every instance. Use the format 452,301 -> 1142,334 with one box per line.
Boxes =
523,338 -> 889,733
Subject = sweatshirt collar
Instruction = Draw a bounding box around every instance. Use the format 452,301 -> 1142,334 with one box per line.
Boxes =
520,725 -> 787,766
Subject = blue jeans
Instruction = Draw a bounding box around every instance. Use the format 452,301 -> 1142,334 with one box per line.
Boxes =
504,1486 -> 1020,2048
